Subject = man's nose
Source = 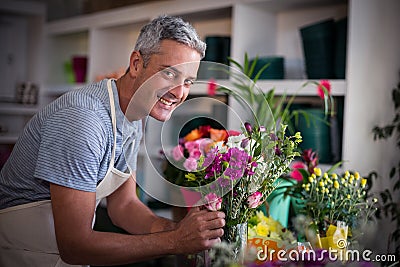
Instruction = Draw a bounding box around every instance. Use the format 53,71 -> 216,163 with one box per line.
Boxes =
169,83 -> 185,99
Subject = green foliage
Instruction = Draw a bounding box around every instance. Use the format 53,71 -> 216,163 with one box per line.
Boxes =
371,76 -> 400,256
217,53 -> 334,133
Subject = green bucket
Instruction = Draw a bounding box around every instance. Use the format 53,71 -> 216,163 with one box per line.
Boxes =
296,109 -> 332,163
300,19 -> 335,79
334,17 -> 347,79
250,56 -> 285,79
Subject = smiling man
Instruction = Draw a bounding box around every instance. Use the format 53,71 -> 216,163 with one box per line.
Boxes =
0,15 -> 225,267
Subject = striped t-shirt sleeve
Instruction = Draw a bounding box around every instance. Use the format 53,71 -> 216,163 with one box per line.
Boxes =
34,106 -> 109,192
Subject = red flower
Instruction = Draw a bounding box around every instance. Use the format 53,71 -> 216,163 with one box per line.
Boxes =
317,80 -> 331,99
199,125 -> 211,138
207,79 -> 217,96
290,161 -> 307,182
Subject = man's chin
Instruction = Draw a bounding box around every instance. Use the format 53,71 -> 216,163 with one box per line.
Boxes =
150,111 -> 173,122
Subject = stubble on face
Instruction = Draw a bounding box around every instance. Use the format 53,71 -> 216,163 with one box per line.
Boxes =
126,40 -> 201,122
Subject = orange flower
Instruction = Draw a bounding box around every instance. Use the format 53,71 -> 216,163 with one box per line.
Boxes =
184,129 -> 203,142
209,129 -> 228,142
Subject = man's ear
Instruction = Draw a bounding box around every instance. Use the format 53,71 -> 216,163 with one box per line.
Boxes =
128,51 -> 142,76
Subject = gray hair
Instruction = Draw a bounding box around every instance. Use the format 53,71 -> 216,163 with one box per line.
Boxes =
135,15 -> 206,66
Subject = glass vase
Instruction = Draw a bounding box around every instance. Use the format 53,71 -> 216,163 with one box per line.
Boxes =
223,222 -> 248,264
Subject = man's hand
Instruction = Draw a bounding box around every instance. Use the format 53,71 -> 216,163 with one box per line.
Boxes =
172,207 -> 225,254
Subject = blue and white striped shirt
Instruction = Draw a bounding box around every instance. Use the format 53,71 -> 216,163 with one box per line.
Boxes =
0,79 -> 142,209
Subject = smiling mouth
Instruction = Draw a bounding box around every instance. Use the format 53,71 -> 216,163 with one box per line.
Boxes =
159,97 -> 174,106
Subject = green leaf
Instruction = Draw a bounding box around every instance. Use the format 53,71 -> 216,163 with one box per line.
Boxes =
247,55 -> 258,78
243,52 -> 249,74
326,161 -> 343,174
380,192 -> 389,204
254,144 -> 262,157
228,57 -> 243,71
390,167 -> 396,178
394,179 -> 400,191
298,168 -> 309,180
252,62 -> 270,84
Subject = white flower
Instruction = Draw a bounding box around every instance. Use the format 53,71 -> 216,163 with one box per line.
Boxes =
226,134 -> 246,148
214,141 -> 227,153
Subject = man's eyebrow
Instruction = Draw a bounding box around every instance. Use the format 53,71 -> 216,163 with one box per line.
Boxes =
161,65 -> 197,80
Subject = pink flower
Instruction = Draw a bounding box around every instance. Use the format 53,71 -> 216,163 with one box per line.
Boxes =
247,191 -> 263,208
207,79 -> 217,96
185,141 -> 200,153
227,130 -> 241,136
290,161 -> 307,182
183,157 -> 198,172
189,149 -> 201,159
317,80 -> 331,99
302,149 -> 318,174
204,192 -> 222,211
172,145 -> 184,161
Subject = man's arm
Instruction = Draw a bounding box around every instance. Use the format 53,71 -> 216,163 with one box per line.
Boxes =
106,173 -> 176,234
50,182 -> 224,266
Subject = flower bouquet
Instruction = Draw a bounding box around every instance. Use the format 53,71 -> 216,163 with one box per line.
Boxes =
163,125 -> 234,188
166,121 -> 302,262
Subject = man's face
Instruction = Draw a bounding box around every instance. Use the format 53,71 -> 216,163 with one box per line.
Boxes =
130,40 -> 201,122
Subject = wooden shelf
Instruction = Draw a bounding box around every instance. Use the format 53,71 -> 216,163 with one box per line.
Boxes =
191,79 -> 346,96
0,134 -> 19,144
0,103 -> 39,115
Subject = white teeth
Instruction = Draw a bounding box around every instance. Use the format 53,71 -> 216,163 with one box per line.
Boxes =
159,97 -> 173,106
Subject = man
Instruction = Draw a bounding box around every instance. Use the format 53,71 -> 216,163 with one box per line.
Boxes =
0,15 -> 225,266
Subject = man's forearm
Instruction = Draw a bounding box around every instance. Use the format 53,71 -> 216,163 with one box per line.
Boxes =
60,226 -> 177,265
109,198 -> 176,234
150,215 -> 177,232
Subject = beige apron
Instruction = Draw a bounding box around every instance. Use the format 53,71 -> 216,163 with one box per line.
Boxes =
0,79 -> 132,267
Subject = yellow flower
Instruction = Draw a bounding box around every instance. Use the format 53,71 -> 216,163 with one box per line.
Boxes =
361,178 -> 367,188
185,173 -> 197,181
295,132 -> 302,139
332,173 -> 338,180
345,171 -> 350,178
355,172 -> 360,180
308,176 -> 314,183
347,194 -> 351,199
324,173 -> 329,179
256,224 -> 269,237
334,181 -> 339,189
373,198 -> 378,203
314,168 -> 322,176
319,181 -> 324,187
349,177 -> 354,184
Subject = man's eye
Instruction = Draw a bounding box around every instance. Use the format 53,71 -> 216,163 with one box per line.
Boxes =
184,79 -> 194,86
164,70 -> 175,79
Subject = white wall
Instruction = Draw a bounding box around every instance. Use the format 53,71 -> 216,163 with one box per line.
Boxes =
344,0 -> 400,184
343,0 -> 400,254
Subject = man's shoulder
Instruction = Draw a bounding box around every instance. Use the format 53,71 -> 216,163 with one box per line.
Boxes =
51,80 -> 110,115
